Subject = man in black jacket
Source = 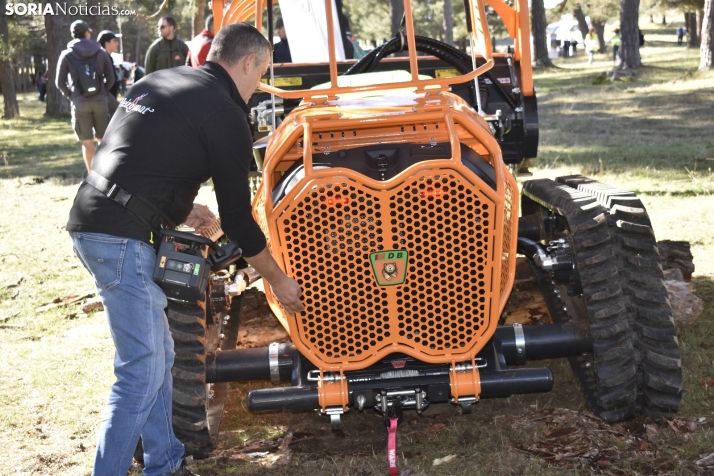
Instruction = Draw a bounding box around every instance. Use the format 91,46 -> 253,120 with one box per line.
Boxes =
67,23 -> 303,476
56,20 -> 115,172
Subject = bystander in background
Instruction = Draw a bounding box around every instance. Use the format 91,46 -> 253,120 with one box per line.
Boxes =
273,18 -> 292,63
145,17 -> 188,74
55,20 -> 115,172
188,15 -> 214,67
97,30 -> 120,116
35,70 -> 46,101
586,28 -> 599,65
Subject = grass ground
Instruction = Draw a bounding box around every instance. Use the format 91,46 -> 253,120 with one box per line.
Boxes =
0,18 -> 712,476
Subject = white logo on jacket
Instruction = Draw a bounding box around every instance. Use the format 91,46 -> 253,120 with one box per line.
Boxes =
118,93 -> 154,115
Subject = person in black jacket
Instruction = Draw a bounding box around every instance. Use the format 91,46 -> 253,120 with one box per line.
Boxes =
97,30 -> 120,116
67,23 -> 303,476
273,17 -> 292,63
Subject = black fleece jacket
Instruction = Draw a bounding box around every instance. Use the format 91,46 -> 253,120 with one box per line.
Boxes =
66,62 -> 266,257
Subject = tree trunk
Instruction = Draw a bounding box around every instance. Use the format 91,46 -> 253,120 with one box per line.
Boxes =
662,15 -> 666,25
0,0 -> 20,119
618,0 -> 641,69
687,12 -> 700,48
443,0 -> 453,46
698,9 -> 705,41
390,0 -> 404,37
593,20 -> 607,52
193,0 -> 206,39
531,0 -> 553,67
135,18 -> 142,66
701,0 -> 714,70
573,6 -> 590,39
45,13 -> 71,117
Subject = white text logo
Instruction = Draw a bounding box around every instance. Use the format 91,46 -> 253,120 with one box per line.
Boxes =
119,93 -> 154,115
5,3 -> 136,16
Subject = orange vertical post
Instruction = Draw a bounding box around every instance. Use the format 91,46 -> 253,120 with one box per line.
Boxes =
515,0 -> 534,96
402,0 -> 420,82
325,0 -> 338,89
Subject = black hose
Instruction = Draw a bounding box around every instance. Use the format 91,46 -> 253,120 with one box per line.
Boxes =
344,35 -> 489,110
344,38 -> 397,75
516,237 -> 550,266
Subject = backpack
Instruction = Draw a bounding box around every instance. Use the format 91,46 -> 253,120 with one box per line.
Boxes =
66,52 -> 103,98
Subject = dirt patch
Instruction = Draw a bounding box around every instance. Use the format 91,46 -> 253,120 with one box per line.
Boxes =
236,288 -> 290,348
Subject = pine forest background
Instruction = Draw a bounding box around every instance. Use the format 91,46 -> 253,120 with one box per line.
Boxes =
0,0 -> 712,119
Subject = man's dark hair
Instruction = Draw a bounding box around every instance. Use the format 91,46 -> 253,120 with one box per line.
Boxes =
205,14 -> 214,31
207,22 -> 271,66
97,30 -> 117,48
276,17 -> 284,29
160,16 -> 177,29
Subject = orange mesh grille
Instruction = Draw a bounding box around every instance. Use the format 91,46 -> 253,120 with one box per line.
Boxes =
271,168 -> 499,366
282,181 -> 391,359
392,173 -> 491,352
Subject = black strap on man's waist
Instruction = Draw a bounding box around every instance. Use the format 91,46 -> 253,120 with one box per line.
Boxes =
85,171 -> 177,236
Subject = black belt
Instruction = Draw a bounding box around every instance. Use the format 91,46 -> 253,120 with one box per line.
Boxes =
84,171 -> 177,238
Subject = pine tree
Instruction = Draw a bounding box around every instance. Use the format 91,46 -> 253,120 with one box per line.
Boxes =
618,0 -> 641,69
531,0 -> 553,67
700,0 -> 714,69
0,0 -> 20,119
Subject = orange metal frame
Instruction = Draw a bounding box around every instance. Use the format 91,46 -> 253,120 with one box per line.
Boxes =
214,0 -> 524,406
212,0 -> 533,96
252,93 -> 518,373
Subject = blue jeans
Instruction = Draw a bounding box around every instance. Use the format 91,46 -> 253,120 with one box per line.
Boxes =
69,232 -> 184,476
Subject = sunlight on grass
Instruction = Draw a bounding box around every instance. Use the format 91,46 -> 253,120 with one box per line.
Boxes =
0,22 -> 712,474
0,94 -> 84,180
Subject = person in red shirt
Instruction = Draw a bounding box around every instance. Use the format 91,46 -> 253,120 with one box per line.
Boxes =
187,15 -> 214,67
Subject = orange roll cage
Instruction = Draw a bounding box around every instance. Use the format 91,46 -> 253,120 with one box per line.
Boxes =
212,0 -> 534,98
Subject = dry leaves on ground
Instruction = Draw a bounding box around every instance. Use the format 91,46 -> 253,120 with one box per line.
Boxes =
494,408 -> 709,475
211,431 -> 308,467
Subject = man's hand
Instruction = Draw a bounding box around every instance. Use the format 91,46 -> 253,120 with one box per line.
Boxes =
269,274 -> 304,313
184,203 -> 216,233
244,247 -> 304,313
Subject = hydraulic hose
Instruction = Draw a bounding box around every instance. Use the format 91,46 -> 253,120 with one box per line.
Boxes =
344,35 -> 488,110
517,237 -> 555,271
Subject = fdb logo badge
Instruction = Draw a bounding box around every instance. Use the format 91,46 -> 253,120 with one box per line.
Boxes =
369,250 -> 408,286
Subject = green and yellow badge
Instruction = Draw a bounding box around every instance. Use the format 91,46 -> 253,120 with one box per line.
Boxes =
369,250 -> 409,286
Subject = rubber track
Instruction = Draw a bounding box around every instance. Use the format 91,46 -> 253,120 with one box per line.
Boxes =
556,175 -> 682,419
167,302 -> 214,458
522,179 -> 638,422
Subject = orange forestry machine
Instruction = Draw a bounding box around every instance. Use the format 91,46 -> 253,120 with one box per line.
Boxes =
164,0 -> 682,470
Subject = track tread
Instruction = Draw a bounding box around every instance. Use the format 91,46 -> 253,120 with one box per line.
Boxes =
523,179 -> 637,422
556,175 -> 682,419
167,302 -> 214,458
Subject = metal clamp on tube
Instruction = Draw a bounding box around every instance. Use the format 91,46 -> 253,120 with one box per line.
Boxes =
512,322 -> 526,363
268,342 -> 281,383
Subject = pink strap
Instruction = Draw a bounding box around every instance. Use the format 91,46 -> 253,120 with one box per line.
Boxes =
388,417 -> 399,476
